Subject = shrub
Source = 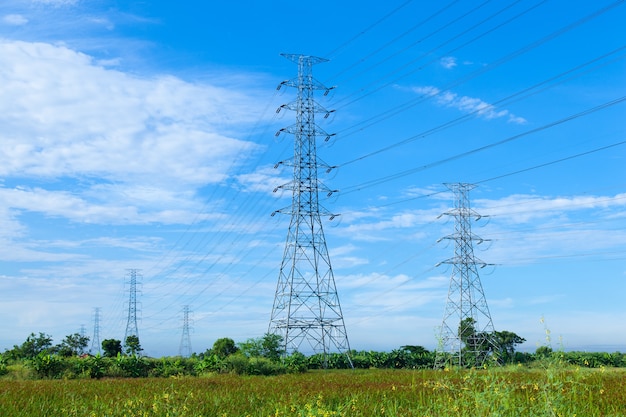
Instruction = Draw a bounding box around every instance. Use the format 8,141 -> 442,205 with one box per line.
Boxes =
114,355 -> 150,378
148,357 -> 197,377
0,354 -> 8,377
28,353 -> 65,379
222,353 -> 250,375
284,351 -> 308,373
84,355 -> 107,379
194,354 -> 222,374
247,357 -> 286,376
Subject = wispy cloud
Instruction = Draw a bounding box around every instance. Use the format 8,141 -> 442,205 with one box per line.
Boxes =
0,38 -> 275,269
413,85 -> 527,124
469,193 -> 626,266
2,13 -> 28,25
32,0 -> 80,6
476,193 -> 626,223
0,40 -> 266,184
440,56 -> 457,69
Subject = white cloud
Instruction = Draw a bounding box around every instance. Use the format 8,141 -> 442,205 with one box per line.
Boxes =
3,14 -> 28,25
412,85 -> 527,124
0,38 -> 273,231
32,0 -> 79,6
236,165 -> 286,194
467,193 -> 626,267
0,37 -> 278,249
88,17 -> 115,30
0,40 -> 263,185
343,272 -> 445,311
339,207 -> 436,242
440,56 -> 457,69
507,115 -> 527,124
96,57 -> 121,67
476,193 -> 626,223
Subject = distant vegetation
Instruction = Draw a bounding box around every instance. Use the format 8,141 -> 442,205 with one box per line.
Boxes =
1,331 -> 625,380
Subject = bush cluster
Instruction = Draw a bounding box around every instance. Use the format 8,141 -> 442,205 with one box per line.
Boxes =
4,331 -> 626,380
16,353 -> 301,379
14,348 -> 625,380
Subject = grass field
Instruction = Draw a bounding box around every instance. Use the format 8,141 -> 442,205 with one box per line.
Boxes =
1,367 -> 625,416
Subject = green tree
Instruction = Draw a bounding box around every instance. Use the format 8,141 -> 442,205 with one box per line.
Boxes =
493,330 -> 526,364
124,335 -> 143,356
458,318 -> 478,347
7,332 -> 53,360
212,337 -> 239,359
457,318 -> 494,366
535,345 -> 553,358
260,333 -> 284,362
400,345 -> 429,355
238,333 -> 284,362
101,339 -> 122,357
54,333 -> 90,357
238,337 -> 263,358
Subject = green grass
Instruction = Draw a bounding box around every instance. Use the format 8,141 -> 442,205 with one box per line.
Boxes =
1,367 -> 625,416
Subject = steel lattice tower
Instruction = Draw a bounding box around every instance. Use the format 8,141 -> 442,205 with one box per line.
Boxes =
269,54 -> 351,364
435,183 -> 497,368
124,269 -> 141,344
179,305 -> 192,358
90,307 -> 101,355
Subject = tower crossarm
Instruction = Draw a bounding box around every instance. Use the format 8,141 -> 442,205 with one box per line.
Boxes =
277,101 -> 336,118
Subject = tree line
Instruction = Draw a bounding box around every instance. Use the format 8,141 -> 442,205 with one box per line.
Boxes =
1,330 -> 625,380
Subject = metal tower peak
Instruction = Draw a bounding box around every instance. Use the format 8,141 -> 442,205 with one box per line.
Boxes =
280,53 -> 329,65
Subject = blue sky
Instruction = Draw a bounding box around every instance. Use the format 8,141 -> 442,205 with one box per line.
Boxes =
0,0 -> 624,357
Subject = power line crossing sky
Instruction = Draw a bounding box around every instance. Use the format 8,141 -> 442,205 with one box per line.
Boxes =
0,0 -> 624,356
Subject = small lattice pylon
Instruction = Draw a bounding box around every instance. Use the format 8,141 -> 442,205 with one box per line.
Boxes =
435,183 -> 497,368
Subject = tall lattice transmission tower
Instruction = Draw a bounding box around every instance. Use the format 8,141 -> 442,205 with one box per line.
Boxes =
269,54 -> 351,363
90,307 -> 101,355
179,305 -> 193,358
435,183 -> 497,368
124,269 -> 141,344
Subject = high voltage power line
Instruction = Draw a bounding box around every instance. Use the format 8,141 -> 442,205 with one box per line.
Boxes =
113,2 -> 621,344
143,32 -> 621,300
139,92 -> 620,334
331,0 -> 543,108
334,45 -> 626,167
325,0 -> 414,59
336,96 -> 626,195
129,3 -> 592,306
331,1 -> 623,139
325,0 -> 462,82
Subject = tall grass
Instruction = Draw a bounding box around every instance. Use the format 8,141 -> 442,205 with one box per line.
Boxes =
1,366 -> 625,416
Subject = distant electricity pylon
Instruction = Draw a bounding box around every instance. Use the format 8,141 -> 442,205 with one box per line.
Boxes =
269,54 -> 351,365
179,305 -> 193,358
90,307 -> 101,355
435,183 -> 497,368
124,269 -> 141,344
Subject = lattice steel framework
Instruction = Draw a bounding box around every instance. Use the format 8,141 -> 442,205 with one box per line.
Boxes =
179,305 -> 193,358
269,54 -> 351,364
124,269 -> 141,344
435,183 -> 497,368
90,307 -> 101,355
